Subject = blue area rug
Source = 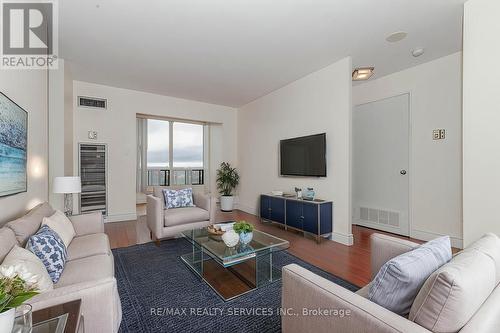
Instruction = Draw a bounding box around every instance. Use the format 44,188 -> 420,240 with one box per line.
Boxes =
113,238 -> 359,333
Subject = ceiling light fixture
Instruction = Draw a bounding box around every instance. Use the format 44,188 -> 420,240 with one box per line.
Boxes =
386,31 -> 408,43
352,67 -> 374,81
412,48 -> 425,57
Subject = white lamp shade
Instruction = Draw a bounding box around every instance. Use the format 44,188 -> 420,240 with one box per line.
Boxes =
53,177 -> 82,194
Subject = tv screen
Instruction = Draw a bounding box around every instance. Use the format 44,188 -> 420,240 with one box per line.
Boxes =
280,133 -> 326,177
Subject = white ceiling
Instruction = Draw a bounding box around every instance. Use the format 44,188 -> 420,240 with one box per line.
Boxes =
60,0 -> 465,107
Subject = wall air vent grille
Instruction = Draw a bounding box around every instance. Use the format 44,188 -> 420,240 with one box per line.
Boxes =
78,96 -> 107,109
358,207 -> 399,227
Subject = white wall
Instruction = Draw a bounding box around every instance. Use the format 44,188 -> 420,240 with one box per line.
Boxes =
0,69 -> 48,225
237,57 -> 353,245
64,64 -> 74,177
353,52 -> 463,248
48,60 -> 76,212
463,0 -> 500,246
72,81 -> 237,222
48,61 -> 66,211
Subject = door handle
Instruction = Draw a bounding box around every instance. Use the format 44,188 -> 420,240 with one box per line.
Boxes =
400,170 -> 407,175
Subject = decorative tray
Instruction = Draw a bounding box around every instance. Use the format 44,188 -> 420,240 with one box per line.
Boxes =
207,225 -> 225,236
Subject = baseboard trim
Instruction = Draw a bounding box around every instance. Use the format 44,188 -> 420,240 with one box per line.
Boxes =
330,231 -> 354,246
105,213 -> 138,223
411,229 -> 463,249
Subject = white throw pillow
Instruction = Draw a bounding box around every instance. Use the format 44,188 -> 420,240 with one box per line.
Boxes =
42,210 -> 76,247
2,245 -> 53,292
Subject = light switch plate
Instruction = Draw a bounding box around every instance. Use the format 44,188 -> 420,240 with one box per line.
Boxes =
88,131 -> 98,140
433,129 -> 445,140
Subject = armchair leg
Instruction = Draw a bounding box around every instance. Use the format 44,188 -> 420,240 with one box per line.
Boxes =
151,233 -> 161,246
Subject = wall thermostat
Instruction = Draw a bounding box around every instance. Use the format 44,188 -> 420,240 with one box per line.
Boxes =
88,131 -> 98,140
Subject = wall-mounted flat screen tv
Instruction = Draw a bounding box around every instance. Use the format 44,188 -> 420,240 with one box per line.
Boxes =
280,133 -> 326,177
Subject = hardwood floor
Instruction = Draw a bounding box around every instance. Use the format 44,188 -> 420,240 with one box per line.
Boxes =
105,208 -> 425,287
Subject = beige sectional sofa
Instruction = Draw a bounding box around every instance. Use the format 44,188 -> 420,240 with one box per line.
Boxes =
282,233 -> 500,333
147,186 -> 216,241
0,203 -> 122,333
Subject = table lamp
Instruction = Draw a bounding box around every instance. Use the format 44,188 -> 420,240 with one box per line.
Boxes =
53,176 -> 81,216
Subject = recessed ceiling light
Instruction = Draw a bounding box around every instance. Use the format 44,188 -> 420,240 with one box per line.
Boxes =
386,31 -> 408,43
412,48 -> 425,57
352,67 -> 374,81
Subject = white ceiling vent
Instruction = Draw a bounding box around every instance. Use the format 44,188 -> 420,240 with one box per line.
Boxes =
78,96 -> 107,109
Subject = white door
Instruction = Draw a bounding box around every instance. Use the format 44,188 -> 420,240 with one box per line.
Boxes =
352,94 -> 410,236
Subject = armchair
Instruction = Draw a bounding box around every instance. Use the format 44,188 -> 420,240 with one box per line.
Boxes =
147,186 -> 216,243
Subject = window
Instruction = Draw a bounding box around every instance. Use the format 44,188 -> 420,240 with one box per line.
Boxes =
145,119 -> 205,187
147,119 -> 169,168
173,122 -> 203,168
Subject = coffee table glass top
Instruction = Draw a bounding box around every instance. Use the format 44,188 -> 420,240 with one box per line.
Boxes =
181,225 -> 289,267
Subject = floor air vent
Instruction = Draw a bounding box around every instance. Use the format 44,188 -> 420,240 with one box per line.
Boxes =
359,207 -> 399,227
78,96 -> 107,109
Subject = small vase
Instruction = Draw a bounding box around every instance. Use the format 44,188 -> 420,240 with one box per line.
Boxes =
222,230 -> 239,247
237,243 -> 253,253
239,231 -> 253,245
0,308 -> 15,333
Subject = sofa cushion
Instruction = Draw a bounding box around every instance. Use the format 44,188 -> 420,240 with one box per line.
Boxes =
409,249 -> 496,332
42,210 -> 76,248
459,283 -> 500,333
163,188 -> 195,209
0,227 -> 18,263
368,236 -> 452,316
67,233 -> 111,261
2,245 -> 53,292
27,225 -> 68,283
164,207 -> 209,227
463,233 -> 500,284
7,202 -> 55,245
355,282 -> 371,298
55,254 -> 114,288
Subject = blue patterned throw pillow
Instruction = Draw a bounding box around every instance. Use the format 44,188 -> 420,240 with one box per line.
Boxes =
27,225 -> 67,283
162,188 -> 195,209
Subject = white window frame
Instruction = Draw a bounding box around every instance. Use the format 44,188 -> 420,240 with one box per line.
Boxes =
143,116 -> 207,188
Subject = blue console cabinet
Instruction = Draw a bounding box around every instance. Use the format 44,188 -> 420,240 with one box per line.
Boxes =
260,194 -> 333,243
260,195 -> 285,224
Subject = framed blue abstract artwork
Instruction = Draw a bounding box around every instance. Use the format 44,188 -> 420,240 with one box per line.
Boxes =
0,92 -> 28,197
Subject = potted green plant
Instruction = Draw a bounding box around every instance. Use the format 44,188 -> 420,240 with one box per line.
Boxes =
216,162 -> 240,212
233,221 -> 254,245
0,265 -> 39,333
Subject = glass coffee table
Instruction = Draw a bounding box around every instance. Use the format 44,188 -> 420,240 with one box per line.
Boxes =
181,225 -> 289,300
